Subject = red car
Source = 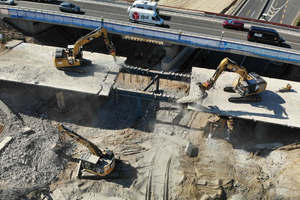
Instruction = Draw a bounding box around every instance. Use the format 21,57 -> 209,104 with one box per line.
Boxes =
223,19 -> 244,30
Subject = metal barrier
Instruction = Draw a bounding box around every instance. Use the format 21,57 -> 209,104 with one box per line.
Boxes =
2,6 -> 300,65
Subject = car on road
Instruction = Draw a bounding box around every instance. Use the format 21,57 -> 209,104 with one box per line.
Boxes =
223,19 -> 244,30
248,26 -> 287,47
59,2 -> 81,14
0,0 -> 15,5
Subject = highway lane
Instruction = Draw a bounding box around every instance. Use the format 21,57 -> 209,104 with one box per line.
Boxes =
11,1 -> 300,50
237,0 -> 268,19
262,0 -> 300,25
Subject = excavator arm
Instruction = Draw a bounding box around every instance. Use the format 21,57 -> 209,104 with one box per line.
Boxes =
198,57 -> 248,91
72,27 -> 116,60
57,124 -> 103,157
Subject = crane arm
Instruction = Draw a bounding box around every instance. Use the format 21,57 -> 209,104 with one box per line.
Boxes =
72,27 -> 116,60
199,57 -> 248,91
57,124 -> 103,157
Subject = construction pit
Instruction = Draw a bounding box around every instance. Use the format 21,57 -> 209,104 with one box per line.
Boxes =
0,37 -> 300,200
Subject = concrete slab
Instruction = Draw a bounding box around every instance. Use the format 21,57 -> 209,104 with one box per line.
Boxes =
186,67 -> 300,128
0,43 -> 126,96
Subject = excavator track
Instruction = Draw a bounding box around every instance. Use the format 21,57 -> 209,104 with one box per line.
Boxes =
228,95 -> 262,103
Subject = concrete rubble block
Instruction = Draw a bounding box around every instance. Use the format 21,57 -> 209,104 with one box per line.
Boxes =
185,142 -> 193,157
229,194 -> 247,200
0,136 -> 13,153
50,189 -> 66,200
200,194 -> 210,200
197,179 -> 207,186
20,126 -> 34,135
209,189 -> 223,199
184,142 -> 199,157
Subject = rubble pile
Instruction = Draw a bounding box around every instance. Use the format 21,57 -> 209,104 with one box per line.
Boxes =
0,101 -> 70,200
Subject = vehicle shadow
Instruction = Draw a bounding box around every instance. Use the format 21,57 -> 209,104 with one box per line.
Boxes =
280,43 -> 291,48
200,90 -> 288,120
160,15 -> 171,21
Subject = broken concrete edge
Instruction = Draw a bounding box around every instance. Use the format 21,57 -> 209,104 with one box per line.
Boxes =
5,40 -> 23,49
0,136 -> 13,153
0,78 -> 109,97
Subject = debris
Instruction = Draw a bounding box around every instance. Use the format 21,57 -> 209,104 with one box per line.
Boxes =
278,143 -> 300,151
200,194 -> 210,200
184,142 -> 198,157
0,136 -> 13,153
5,40 -> 23,49
255,143 -> 283,150
20,126 -> 34,135
185,142 -> 193,157
0,124 -> 4,135
197,179 -> 207,186
277,83 -> 292,93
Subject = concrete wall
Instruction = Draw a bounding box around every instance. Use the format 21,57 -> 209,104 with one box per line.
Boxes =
4,18 -> 54,35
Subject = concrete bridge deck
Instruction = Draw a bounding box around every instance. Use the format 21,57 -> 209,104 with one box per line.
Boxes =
184,67 -> 300,128
0,41 -> 125,96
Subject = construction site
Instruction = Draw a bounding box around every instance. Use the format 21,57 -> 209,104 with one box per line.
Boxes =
1,1 -> 300,199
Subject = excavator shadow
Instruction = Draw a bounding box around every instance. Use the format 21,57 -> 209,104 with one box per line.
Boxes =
205,90 -> 288,120
249,90 -> 288,119
80,159 -> 138,188
63,62 -> 117,77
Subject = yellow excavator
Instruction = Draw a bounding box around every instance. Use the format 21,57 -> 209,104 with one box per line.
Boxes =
54,27 -> 116,70
57,124 -> 116,178
197,57 -> 267,103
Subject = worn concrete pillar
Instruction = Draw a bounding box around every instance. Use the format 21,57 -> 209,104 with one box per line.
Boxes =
254,122 -> 270,142
136,98 -> 142,118
56,92 -> 65,112
161,44 -> 195,71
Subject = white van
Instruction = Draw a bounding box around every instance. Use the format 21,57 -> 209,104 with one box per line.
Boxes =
127,0 -> 159,14
128,8 -> 164,26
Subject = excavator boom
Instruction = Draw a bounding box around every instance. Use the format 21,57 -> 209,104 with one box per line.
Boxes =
57,124 -> 103,157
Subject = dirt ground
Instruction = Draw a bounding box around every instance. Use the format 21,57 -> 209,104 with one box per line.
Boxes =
1,3 -> 300,199
0,73 -> 299,200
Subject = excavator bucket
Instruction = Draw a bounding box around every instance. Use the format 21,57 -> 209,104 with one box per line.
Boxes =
196,80 -> 213,99
197,82 -> 208,99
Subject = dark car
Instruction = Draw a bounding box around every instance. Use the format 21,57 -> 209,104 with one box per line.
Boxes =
0,0 -> 15,5
223,19 -> 244,30
59,2 -> 81,14
248,26 -> 287,47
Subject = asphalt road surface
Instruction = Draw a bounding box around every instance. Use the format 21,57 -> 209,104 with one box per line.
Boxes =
8,0 -> 300,50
